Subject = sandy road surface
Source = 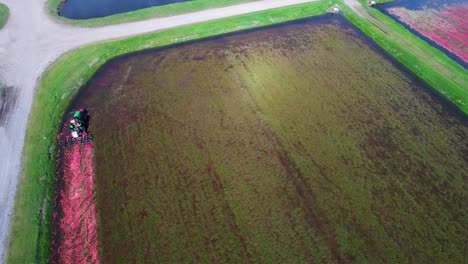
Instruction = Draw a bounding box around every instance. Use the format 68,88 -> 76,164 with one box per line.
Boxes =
0,0 -> 319,261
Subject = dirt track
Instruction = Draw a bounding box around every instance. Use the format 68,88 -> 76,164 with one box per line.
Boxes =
0,0 -> 319,260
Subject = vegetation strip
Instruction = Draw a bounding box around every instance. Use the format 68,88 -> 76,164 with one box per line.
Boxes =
0,3 -> 9,29
7,2 -> 327,263
48,0 -> 262,27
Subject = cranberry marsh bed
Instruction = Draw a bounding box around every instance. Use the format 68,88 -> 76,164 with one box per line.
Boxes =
68,16 -> 467,263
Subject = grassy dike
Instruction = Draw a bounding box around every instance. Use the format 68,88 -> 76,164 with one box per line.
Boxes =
0,3 -> 9,29
7,2 -> 328,263
49,0 -> 261,27
341,0 -> 467,113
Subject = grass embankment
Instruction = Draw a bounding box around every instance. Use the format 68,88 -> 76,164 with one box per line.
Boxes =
49,0 -> 261,27
72,16 -> 467,262
340,0 -> 467,113
0,3 -> 9,29
7,2 -> 327,263
375,0 -> 394,3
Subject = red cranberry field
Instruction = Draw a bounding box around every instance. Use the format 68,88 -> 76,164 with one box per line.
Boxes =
385,0 -> 468,66
52,142 -> 100,264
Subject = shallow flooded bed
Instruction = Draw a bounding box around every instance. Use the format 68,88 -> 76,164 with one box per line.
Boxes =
68,16 -> 467,262
60,0 -> 192,19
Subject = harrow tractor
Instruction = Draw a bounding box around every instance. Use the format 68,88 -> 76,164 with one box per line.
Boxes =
62,108 -> 93,147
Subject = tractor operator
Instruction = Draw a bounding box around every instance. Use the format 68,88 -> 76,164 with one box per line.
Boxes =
69,110 -> 84,131
69,118 -> 82,131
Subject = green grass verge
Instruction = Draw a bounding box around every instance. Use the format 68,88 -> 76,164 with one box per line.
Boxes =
340,0 -> 467,113
0,3 -> 9,29
7,2 -> 328,263
375,0 -> 394,4
49,0 -> 261,27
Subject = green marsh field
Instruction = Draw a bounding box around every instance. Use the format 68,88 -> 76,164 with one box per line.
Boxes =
70,16 -> 467,263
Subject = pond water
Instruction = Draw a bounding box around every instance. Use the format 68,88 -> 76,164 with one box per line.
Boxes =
377,0 -> 468,68
60,0 -> 192,19
66,15 -> 467,263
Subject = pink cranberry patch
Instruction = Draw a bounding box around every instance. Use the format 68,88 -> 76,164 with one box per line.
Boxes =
52,137 -> 100,264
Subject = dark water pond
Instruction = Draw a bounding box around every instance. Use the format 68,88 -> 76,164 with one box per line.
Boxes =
377,0 -> 468,68
60,0 -> 192,19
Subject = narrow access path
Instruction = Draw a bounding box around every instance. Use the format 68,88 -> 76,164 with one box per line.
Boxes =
0,0 -> 319,260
